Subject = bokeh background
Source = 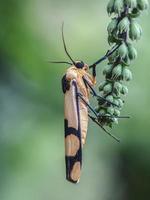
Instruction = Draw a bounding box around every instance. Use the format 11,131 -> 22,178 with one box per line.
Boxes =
0,0 -> 150,200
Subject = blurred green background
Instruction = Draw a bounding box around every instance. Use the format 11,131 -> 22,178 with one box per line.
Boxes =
0,0 -> 150,200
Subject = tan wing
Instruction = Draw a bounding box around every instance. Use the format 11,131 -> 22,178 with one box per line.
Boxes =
63,67 -> 90,183
64,79 -> 82,183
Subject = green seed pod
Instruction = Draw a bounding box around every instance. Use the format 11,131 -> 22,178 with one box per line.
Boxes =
107,18 -> 118,35
114,109 -> 121,116
118,17 -> 130,34
121,55 -> 131,66
108,35 -> 114,45
112,64 -> 122,80
103,83 -> 112,94
98,99 -> 104,106
129,8 -> 141,18
128,43 -> 137,60
129,20 -> 142,41
95,106 -> 101,113
106,95 -> 114,103
112,92 -> 118,98
137,0 -> 149,10
99,109 -> 106,115
112,118 -> 119,124
112,29 -> 125,41
121,85 -> 129,95
108,34 -> 119,45
105,113 -> 112,117
99,81 -> 107,91
118,43 -> 128,59
107,0 -> 115,15
113,99 -> 120,107
114,0 -> 124,16
103,65 -> 112,75
125,0 -> 137,9
107,107 -> 115,115
114,81 -> 123,93
108,50 -> 118,64
118,98 -> 124,107
122,67 -> 133,81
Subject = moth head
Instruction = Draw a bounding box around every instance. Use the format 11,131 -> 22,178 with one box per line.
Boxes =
75,61 -> 88,71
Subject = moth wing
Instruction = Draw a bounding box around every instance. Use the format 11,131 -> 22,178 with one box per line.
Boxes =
64,79 -> 82,183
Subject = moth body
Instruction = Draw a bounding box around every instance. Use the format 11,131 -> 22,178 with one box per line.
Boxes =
62,62 -> 96,183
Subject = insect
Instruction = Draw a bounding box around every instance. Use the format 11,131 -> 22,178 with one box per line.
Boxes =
50,23 -> 124,184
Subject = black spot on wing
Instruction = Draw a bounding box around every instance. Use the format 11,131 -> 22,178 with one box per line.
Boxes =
64,119 -> 82,183
64,119 -> 78,137
64,81 -> 83,183
65,156 -> 81,183
61,75 -> 70,93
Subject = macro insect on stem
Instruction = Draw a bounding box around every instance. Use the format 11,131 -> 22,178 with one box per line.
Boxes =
49,23 -> 130,184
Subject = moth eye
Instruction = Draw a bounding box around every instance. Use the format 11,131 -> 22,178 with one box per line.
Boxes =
76,62 -> 84,69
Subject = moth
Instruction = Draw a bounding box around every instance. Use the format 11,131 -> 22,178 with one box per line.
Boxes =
50,23 -> 121,184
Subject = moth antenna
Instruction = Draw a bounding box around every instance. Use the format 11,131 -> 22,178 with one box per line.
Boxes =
62,22 -> 76,65
48,61 -> 73,65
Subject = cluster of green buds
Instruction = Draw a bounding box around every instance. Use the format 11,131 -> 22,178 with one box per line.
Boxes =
96,0 -> 149,127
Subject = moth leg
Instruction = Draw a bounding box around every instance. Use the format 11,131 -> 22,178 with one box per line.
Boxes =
77,92 -> 98,118
77,91 -> 120,142
83,77 -> 119,108
88,114 -> 120,143
89,44 -> 120,69
92,65 -> 96,78
77,91 -> 127,119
